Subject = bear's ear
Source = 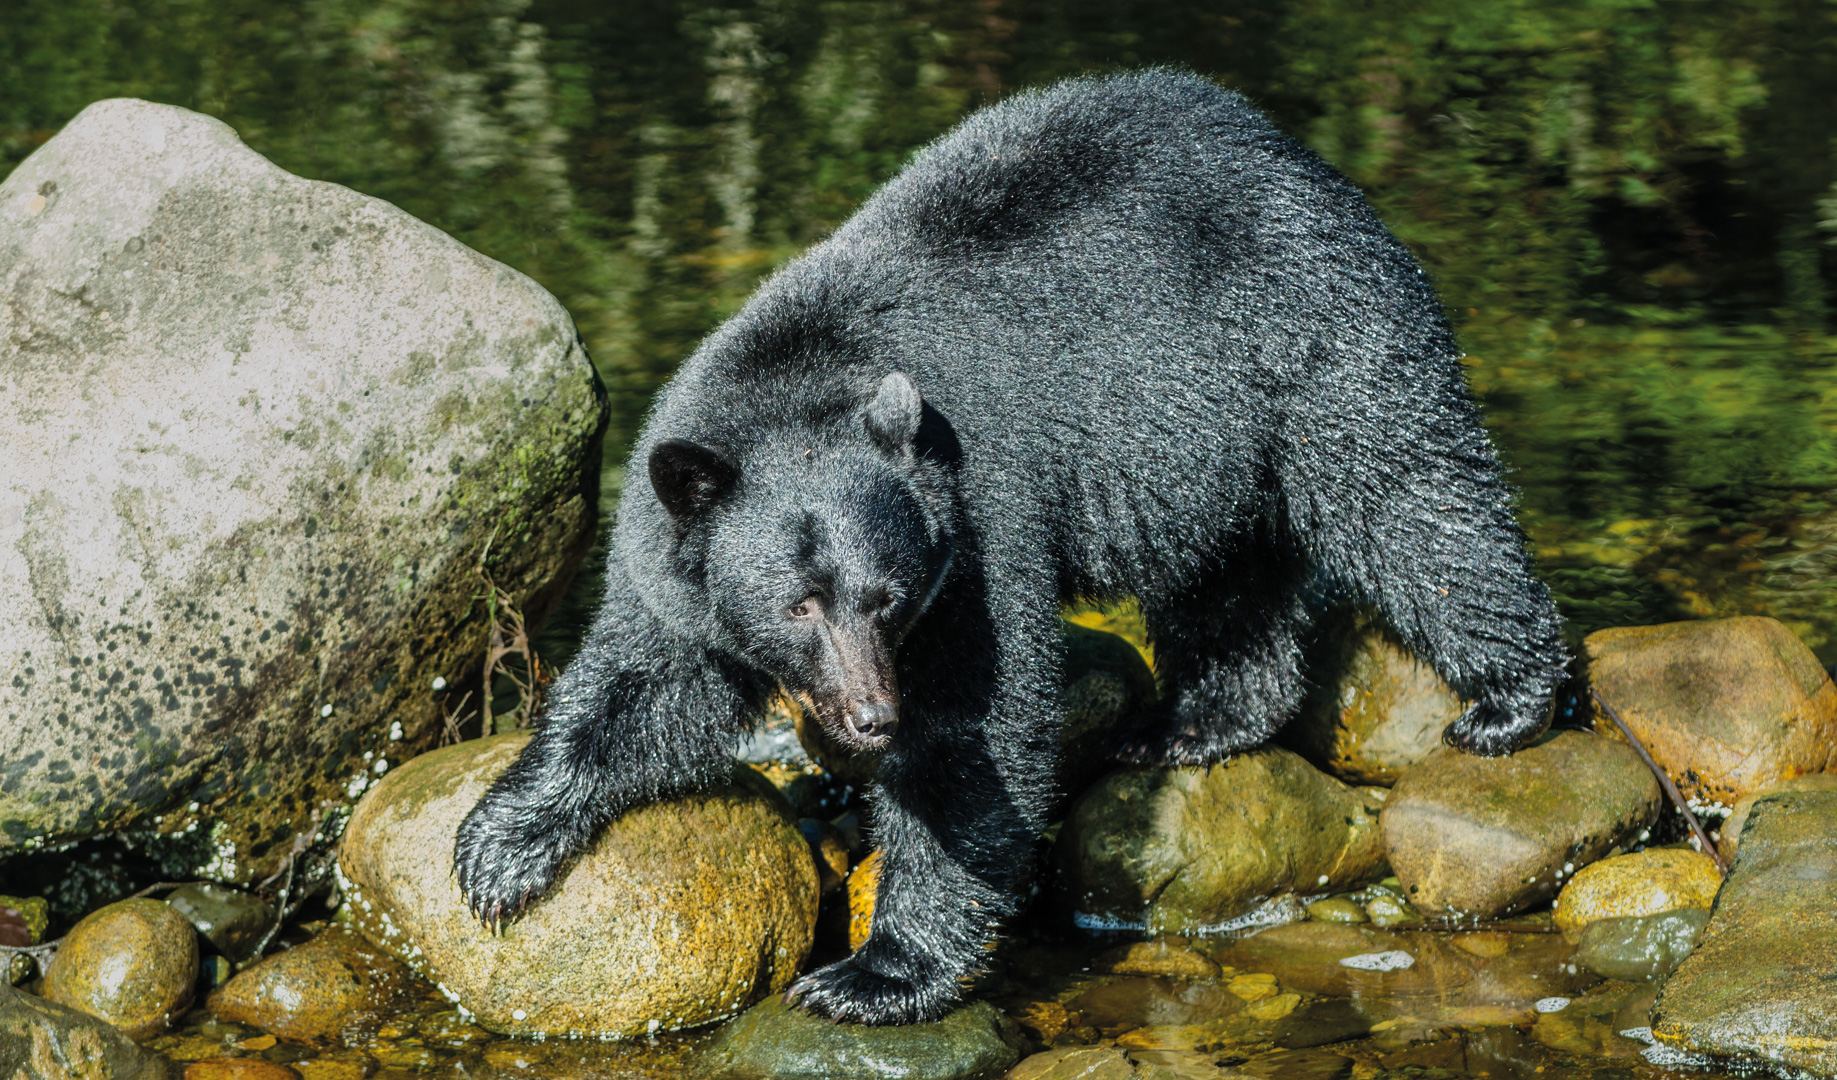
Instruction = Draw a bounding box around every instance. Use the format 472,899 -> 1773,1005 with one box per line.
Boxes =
648,439 -> 739,522
865,371 -> 924,453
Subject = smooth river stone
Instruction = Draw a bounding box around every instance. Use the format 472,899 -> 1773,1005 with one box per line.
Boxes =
1381,730 -> 1660,919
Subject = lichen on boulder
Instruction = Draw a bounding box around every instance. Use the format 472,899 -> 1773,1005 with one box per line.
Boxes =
336,733 -> 818,1039
0,98 -> 607,881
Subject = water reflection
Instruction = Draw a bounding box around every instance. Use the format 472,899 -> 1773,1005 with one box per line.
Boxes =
3,0 -> 1834,656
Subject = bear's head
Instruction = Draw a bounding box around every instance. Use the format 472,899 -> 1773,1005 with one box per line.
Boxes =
645,371 -> 956,751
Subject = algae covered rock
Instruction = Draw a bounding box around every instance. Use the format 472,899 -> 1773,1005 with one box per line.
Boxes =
1717,772 -> 1837,860
0,98 -> 607,880
1652,789 -> 1837,1074
697,997 -> 1024,1080
337,733 -> 818,1039
43,898 -> 198,1040
1573,909 -> 1708,981
207,925 -> 412,1046
1284,615 -> 1465,786
1,983 -> 172,1080
1552,847 -> 1721,940
1053,749 -> 1389,934
1586,617 -> 1837,807
1381,731 -> 1660,919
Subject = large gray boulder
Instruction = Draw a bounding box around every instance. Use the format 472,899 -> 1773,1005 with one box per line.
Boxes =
0,99 -> 606,880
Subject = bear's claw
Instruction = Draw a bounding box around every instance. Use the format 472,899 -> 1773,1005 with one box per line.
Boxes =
784,958 -> 957,1026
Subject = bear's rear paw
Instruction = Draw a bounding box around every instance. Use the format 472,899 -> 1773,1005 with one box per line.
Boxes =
784,957 -> 959,1025
453,798 -> 573,930
1442,700 -> 1549,758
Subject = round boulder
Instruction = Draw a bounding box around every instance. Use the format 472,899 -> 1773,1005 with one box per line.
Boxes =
207,925 -> 411,1045
1553,848 -> 1722,941
1053,748 -> 1389,934
43,898 -> 198,1040
337,733 -> 818,1039
0,98 -> 607,879
696,997 -> 1024,1080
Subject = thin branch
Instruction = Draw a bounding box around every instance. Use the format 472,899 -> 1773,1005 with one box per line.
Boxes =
1591,687 -> 1730,876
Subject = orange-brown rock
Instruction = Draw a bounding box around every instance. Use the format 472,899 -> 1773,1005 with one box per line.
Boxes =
846,849 -> 882,952
183,1060 -> 302,1080
207,925 -> 411,1046
337,733 -> 818,1039
1586,617 -> 1837,806
43,898 -> 198,1040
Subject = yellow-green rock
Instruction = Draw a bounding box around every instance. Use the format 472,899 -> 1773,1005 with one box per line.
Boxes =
337,733 -> 818,1039
1,983 -> 173,1080
1553,848 -> 1722,940
43,898 -> 198,1040
1717,773 -> 1837,860
1053,749 -> 1389,934
1652,790 -> 1837,1074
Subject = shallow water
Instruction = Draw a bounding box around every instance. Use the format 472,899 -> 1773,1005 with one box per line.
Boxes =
6,0 -> 1836,660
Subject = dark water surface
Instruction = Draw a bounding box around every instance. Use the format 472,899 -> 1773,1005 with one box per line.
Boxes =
6,0 -> 1836,658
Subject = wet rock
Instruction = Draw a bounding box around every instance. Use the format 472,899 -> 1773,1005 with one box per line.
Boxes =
1054,749 -> 1389,934
1586,617 -> 1837,807
1531,982 -> 1657,1062
697,996 -> 1025,1080
1652,789 -> 1837,1073
182,1061 -> 302,1080
0,983 -> 173,1080
44,898 -> 199,1040
1,894 -> 47,985
1283,614 -> 1464,786
1004,1047 -> 1228,1080
337,733 -> 818,1039
796,620 -> 1158,801
1552,847 -> 1720,939
166,884 -> 276,963
207,925 -> 412,1046
0,98 -> 606,879
1091,939 -> 1223,980
1381,731 -> 1661,919
292,1052 -> 372,1080
1573,908 -> 1708,980
1068,978 -> 1246,1032
1304,899 -> 1366,924
796,819 -> 851,898
1361,893 -> 1416,929
1239,1048 -> 1351,1080
847,849 -> 882,951
1718,772 -> 1837,859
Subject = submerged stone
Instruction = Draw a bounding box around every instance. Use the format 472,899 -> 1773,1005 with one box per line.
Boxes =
337,733 -> 818,1039
1381,731 -> 1660,919
1652,789 -> 1837,1074
1572,908 -> 1708,981
1586,617 -> 1837,806
1054,749 -> 1388,934
697,997 -> 1024,1080
43,898 -> 198,1041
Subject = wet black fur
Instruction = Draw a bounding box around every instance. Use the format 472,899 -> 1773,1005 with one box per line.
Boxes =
454,70 -> 1570,1025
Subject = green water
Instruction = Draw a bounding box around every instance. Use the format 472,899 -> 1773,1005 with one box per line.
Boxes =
5,0 -> 1837,657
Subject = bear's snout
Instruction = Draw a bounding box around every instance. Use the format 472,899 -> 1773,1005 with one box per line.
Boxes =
844,699 -> 898,745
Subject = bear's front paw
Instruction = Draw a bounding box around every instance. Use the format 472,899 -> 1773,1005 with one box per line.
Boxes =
1114,725 -> 1253,768
784,957 -> 959,1025
1442,700 -> 1548,758
452,799 -> 572,930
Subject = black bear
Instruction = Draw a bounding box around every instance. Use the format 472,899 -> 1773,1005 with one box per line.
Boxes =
455,70 -> 1569,1024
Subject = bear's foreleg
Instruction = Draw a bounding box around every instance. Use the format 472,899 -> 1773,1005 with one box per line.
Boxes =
454,563 -> 762,927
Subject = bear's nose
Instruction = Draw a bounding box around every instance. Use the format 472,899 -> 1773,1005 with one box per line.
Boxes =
848,701 -> 898,741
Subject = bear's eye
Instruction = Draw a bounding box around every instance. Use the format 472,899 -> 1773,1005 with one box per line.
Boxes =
787,597 -> 823,621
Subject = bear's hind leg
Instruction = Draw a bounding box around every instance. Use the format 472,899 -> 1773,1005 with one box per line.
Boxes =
1119,553 -> 1314,767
